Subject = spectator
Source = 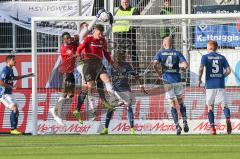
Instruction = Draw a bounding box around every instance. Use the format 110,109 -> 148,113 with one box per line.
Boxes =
160,0 -> 174,39
115,0 -> 138,8
112,0 -> 140,70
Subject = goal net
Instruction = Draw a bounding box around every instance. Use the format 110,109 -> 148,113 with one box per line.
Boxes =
29,13 -> 240,135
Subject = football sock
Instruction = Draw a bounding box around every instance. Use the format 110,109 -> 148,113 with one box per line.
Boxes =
128,106 -> 134,128
180,103 -> 187,123
77,92 -> 87,111
105,110 -> 114,128
223,107 -> 230,119
208,110 -> 215,128
97,81 -> 107,102
10,111 -> 18,130
171,107 -> 179,126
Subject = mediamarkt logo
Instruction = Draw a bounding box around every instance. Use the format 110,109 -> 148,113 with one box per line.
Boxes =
194,121 -> 240,131
112,121 -> 240,133
38,123 -> 91,133
112,122 -> 176,132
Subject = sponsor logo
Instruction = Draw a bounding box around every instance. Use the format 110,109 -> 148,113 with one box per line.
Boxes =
112,122 -> 176,132
194,121 -> 240,131
38,123 -> 92,134
197,34 -> 240,43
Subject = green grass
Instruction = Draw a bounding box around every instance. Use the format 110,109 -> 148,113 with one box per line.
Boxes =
0,134 -> 240,159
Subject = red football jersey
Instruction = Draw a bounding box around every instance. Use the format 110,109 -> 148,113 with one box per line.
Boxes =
77,35 -> 112,64
59,43 -> 77,73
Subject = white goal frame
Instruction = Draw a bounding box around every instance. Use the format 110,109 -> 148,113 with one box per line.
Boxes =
31,13 -> 240,135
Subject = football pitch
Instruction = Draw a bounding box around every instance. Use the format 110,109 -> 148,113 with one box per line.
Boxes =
0,134 -> 240,159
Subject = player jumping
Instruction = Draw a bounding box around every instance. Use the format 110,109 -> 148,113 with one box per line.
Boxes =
198,40 -> 232,135
73,22 -> 111,123
50,32 -> 77,126
0,55 -> 33,135
100,50 -> 146,135
76,24 -> 125,113
153,37 -> 189,135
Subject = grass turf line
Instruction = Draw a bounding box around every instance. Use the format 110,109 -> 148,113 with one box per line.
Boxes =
0,135 -> 240,159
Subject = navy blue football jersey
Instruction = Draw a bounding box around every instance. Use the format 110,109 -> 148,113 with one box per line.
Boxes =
154,49 -> 186,84
201,52 -> 230,89
110,62 -> 136,92
0,66 -> 14,94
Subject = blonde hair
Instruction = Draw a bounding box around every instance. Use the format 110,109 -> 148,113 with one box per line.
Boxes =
207,40 -> 218,51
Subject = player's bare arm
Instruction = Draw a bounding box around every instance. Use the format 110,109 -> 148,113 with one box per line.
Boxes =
14,73 -> 34,80
0,80 -> 12,88
134,75 -> 147,94
179,61 -> 189,72
77,37 -> 88,56
152,60 -> 162,80
224,67 -> 231,77
198,64 -> 204,87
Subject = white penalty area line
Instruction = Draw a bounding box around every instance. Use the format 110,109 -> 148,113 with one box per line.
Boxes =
4,144 -> 240,149
53,144 -> 240,148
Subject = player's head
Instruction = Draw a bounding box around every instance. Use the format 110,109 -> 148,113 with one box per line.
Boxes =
6,54 -> 16,67
62,32 -> 71,45
80,22 -> 88,30
163,0 -> 171,7
207,40 -> 218,52
113,50 -> 126,63
93,24 -> 104,39
162,36 -> 172,49
121,0 -> 130,9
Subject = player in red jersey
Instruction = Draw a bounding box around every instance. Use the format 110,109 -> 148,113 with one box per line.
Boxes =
77,24 -> 125,111
73,23 -> 112,123
50,32 -> 77,126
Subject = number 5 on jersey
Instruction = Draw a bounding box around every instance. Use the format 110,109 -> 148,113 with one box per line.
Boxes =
212,60 -> 219,73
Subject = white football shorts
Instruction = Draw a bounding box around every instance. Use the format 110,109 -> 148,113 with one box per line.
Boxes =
164,82 -> 184,101
206,88 -> 227,106
0,94 -> 17,109
117,91 -> 136,106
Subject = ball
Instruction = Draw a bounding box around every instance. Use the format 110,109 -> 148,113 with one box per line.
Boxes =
99,11 -> 110,22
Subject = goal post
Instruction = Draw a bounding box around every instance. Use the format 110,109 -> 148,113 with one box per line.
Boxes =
31,13 -> 240,135
31,19 -> 37,136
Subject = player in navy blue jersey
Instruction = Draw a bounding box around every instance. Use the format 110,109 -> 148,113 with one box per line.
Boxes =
198,40 -> 232,135
153,37 -> 189,135
0,55 -> 33,135
100,50 -> 145,135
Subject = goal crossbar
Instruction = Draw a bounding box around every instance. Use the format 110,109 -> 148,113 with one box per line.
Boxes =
31,13 -> 240,22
